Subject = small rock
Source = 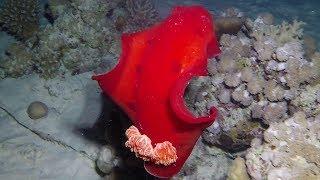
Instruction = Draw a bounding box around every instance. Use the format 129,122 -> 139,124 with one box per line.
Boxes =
27,101 -> 48,120
227,157 -> 250,180
96,146 -> 116,174
215,17 -> 245,36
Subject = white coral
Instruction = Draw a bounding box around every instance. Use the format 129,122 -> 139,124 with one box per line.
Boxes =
246,112 -> 320,179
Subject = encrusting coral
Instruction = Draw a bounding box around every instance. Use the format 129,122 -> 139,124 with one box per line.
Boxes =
0,0 -> 40,40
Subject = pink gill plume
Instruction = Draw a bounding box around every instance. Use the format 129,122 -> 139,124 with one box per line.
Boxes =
125,126 -> 178,165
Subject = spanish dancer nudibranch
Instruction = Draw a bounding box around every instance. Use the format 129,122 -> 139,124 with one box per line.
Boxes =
93,5 -> 221,178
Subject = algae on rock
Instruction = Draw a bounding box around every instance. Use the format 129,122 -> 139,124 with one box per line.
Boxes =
0,0 -> 40,40
0,0 -> 124,79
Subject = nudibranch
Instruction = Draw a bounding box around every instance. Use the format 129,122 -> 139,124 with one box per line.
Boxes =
93,6 -> 221,178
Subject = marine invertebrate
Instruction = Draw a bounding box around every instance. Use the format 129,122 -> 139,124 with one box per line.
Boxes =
0,0 -> 40,40
257,12 -> 274,25
276,41 -> 304,62
93,6 -> 220,177
225,73 -> 241,87
303,35 -> 317,58
263,80 -> 285,101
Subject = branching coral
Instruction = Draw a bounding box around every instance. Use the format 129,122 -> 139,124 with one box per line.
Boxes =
0,0 -> 40,40
250,18 -> 305,46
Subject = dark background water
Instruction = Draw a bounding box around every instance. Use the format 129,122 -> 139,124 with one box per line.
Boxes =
154,0 -> 320,49
0,0 -> 319,49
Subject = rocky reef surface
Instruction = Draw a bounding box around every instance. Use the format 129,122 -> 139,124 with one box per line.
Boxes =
246,112 -> 320,179
0,1 -> 319,179
184,8 -> 320,180
0,0 -> 160,79
186,12 -> 319,149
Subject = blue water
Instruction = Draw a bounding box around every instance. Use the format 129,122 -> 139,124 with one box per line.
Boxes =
154,0 -> 320,49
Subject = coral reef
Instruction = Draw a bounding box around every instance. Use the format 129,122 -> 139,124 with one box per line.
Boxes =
0,0 -> 162,79
0,0 -> 40,40
0,0 -> 123,79
0,2 -> 319,178
246,112 -> 320,179
185,13 -> 320,152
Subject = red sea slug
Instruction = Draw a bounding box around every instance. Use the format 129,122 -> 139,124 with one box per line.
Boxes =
93,6 -> 221,178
